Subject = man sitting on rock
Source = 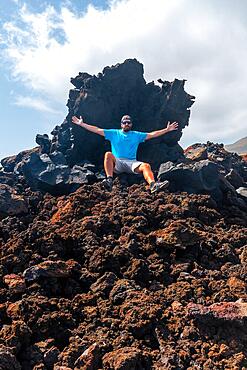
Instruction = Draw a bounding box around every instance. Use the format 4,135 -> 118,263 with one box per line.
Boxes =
72,114 -> 178,193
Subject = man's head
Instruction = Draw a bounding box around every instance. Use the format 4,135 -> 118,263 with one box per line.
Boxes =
121,115 -> 132,132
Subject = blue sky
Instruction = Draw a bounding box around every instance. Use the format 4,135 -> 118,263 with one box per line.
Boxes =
0,0 -> 109,160
1,0 -> 247,161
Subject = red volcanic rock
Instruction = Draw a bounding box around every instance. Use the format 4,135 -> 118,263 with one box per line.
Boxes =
187,300 -> 247,322
23,260 -> 81,281
164,281 -> 193,302
149,219 -> 204,249
51,200 -> 73,224
55,335 -> 89,368
102,346 -> 150,369
90,272 -> 117,295
0,182 -> 246,369
241,153 -> 247,161
227,277 -> 247,299
123,258 -> 151,284
0,320 -> 31,353
6,301 -> 22,320
3,274 -> 26,293
119,290 -> 162,337
184,144 -> 208,161
239,245 -> 247,264
74,342 -> 101,369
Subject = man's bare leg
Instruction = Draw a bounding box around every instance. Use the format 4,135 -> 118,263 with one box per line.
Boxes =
104,151 -> 116,177
134,162 -> 155,184
135,162 -> 169,193
102,152 -> 116,191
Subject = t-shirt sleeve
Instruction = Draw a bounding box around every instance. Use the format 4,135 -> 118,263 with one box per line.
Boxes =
104,129 -> 117,141
135,131 -> 148,143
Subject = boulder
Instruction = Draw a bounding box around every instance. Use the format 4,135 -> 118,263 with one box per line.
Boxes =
36,134 -> 51,154
90,272 -> 117,296
187,300 -> 247,323
2,60 -> 247,203
207,142 -> 247,181
23,260 -> 81,282
3,274 -> 26,294
102,347 -> 150,370
184,142 -> 247,183
1,148 -> 39,173
74,343 -> 101,370
149,219 -> 204,250
0,171 -> 19,186
225,169 -> 245,188
158,160 -> 223,201
184,144 -> 208,161
14,152 -> 97,195
0,184 -> 28,219
0,320 -> 31,353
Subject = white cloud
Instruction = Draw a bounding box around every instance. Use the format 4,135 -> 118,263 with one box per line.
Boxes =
1,0 -> 247,146
15,95 -> 61,114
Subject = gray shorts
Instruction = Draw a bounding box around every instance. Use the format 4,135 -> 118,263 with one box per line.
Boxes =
114,158 -> 143,174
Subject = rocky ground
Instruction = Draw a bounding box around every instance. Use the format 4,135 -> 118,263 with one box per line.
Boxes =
0,176 -> 247,369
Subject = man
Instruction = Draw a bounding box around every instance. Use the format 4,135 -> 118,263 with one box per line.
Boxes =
72,114 -> 178,193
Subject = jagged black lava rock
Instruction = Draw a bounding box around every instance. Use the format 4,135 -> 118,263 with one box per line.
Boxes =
53,58 -> 195,168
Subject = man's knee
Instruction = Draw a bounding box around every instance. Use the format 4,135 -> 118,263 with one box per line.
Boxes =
139,162 -> 151,171
104,151 -> 115,160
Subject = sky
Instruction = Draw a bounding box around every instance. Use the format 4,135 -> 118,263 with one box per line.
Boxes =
0,0 -> 247,161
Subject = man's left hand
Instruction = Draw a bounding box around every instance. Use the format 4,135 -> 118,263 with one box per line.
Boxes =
166,121 -> 179,132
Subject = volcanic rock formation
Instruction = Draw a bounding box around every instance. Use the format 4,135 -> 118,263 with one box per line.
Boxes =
65,59 -> 194,167
1,59 -> 195,194
2,59 -> 247,202
159,142 -> 247,203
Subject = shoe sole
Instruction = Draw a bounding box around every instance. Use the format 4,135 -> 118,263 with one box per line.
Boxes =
150,180 -> 169,194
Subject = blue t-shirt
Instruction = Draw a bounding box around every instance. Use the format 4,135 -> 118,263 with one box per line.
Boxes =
104,129 -> 147,160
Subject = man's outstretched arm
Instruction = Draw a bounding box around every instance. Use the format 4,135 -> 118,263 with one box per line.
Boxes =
146,121 -> 179,140
72,116 -> 105,137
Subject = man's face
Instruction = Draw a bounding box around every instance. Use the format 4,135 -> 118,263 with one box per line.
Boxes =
121,119 -> 132,132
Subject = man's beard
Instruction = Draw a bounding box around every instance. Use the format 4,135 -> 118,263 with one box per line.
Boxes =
122,126 -> 131,132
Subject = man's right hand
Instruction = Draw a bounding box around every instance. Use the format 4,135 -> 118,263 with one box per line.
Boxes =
71,117 -> 105,137
72,116 -> 83,126
166,121 -> 179,132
